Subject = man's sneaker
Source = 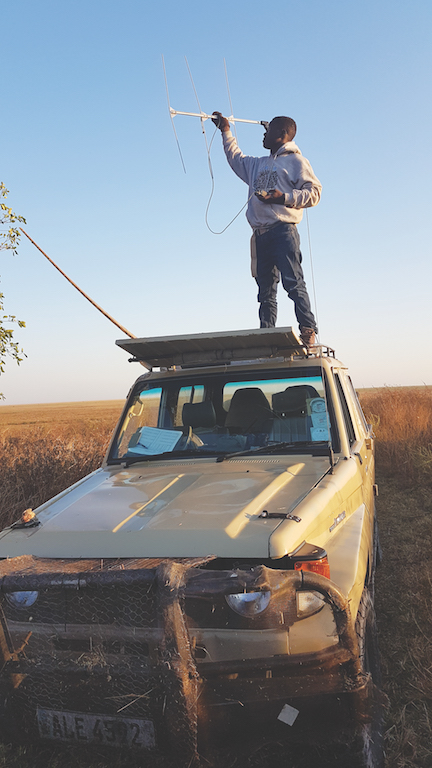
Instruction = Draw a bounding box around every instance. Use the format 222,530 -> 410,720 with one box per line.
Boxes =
300,327 -> 316,347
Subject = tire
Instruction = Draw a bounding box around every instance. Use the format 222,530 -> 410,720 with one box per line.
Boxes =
368,514 -> 382,603
351,588 -> 385,768
374,515 -> 383,567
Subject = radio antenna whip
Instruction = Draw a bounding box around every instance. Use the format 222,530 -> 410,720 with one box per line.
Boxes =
20,228 -> 136,339
223,58 -> 238,142
185,56 -> 211,150
162,55 -> 186,173
184,56 -> 215,184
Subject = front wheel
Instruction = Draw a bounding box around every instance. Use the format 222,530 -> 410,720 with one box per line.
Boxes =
351,588 -> 385,768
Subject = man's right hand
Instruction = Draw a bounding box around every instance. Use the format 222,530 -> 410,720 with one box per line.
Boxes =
212,112 -> 230,132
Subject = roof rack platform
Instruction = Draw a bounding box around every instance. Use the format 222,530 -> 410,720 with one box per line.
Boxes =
116,327 -> 316,369
116,327 -> 335,370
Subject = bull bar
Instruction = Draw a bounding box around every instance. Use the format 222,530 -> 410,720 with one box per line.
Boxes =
0,561 -> 374,766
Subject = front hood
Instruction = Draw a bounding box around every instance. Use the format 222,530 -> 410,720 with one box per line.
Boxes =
0,457 -> 330,559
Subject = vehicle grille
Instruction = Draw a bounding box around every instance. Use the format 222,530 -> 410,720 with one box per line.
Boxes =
0,557 -> 211,765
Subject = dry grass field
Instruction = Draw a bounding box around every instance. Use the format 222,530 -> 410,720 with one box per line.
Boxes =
0,401 -> 123,529
0,400 -> 124,435
359,387 -> 432,768
0,388 -> 431,767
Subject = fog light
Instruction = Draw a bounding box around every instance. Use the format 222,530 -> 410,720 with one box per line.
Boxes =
5,591 -> 39,609
296,590 -> 325,619
225,590 -> 271,617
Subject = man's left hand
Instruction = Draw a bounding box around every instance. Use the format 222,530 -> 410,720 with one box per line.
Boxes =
256,188 -> 285,205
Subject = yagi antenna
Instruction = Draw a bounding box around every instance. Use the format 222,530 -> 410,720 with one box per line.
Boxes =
162,55 -> 269,172
169,107 -> 267,127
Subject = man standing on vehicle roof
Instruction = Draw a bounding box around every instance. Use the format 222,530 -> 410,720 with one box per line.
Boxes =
212,112 -> 321,347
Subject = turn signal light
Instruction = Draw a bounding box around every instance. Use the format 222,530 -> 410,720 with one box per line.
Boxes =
294,557 -> 330,579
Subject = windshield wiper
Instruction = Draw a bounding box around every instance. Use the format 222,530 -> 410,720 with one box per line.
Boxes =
108,442 -> 331,468
216,441 -> 329,463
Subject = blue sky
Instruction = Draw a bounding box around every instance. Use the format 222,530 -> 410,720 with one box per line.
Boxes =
1,0 -> 431,404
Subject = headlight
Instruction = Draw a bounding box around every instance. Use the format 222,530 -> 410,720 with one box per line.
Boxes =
296,590 -> 325,619
5,591 -> 39,609
225,590 -> 271,617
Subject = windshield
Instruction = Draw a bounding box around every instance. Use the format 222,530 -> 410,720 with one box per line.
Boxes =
109,368 -> 334,462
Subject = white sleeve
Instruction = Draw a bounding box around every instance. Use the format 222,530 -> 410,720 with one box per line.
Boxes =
283,159 -> 322,209
222,131 -> 257,185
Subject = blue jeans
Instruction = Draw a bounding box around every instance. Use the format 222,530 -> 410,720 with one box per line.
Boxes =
255,222 -> 317,332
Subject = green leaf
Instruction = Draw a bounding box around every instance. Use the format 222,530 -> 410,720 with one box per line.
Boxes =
0,181 -> 26,395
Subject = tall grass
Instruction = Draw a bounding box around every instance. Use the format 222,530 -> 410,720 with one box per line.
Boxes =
357,387 -> 432,767
360,387 -> 432,485
0,424 -> 112,529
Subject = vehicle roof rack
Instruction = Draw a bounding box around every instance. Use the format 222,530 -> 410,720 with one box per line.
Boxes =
116,328 -> 335,370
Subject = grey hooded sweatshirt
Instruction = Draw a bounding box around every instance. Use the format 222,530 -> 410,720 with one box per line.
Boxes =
222,131 -> 322,231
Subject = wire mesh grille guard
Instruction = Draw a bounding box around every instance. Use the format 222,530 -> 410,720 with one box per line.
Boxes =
0,558 -> 362,766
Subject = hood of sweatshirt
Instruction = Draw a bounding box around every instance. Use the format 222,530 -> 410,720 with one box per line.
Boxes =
273,141 -> 302,157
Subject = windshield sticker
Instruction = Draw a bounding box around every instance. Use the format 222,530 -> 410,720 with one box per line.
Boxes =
309,398 -> 330,441
128,427 -> 181,456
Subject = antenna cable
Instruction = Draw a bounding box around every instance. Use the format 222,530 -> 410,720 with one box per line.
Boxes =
305,209 -> 320,342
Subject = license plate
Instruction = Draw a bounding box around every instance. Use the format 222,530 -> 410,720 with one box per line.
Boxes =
36,707 -> 155,749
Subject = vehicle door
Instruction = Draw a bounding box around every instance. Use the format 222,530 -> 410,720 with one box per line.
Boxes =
333,370 -> 375,569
